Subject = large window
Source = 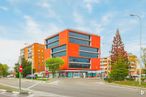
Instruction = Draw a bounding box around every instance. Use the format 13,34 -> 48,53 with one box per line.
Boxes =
46,35 -> 59,44
69,32 -> 90,40
69,57 -> 90,63
52,45 -> 66,53
69,63 -> 90,68
79,46 -> 98,58
51,45 -> 67,57
80,46 -> 98,52
52,51 -> 66,57
70,38 -> 90,45
69,32 -> 90,46
46,41 -> 59,48
80,52 -> 98,58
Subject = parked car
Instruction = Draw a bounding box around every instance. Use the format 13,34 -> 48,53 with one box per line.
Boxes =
26,74 -> 36,79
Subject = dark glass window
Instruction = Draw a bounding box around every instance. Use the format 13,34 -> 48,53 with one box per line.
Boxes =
80,46 -> 98,52
69,63 -> 90,68
69,32 -> 90,40
46,35 -> 59,44
70,38 -> 90,45
46,41 -> 59,48
52,51 -> 66,57
52,45 -> 66,53
69,57 -> 90,63
80,52 -> 98,58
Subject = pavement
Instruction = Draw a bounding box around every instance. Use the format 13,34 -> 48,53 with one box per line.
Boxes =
0,78 -> 146,97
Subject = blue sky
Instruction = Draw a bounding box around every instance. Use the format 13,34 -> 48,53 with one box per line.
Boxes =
0,0 -> 146,68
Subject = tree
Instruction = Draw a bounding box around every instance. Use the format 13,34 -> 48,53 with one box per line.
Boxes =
46,57 -> 64,78
14,58 -> 32,78
110,29 -> 129,81
0,63 -> 9,77
142,48 -> 146,67
142,48 -> 146,74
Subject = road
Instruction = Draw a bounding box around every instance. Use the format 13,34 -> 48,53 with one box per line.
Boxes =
0,78 -> 146,97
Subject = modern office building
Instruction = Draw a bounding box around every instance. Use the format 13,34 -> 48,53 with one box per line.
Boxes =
44,29 -> 100,78
20,43 -> 45,72
100,57 -> 111,77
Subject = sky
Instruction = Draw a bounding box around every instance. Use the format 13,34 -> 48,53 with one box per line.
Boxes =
0,0 -> 146,69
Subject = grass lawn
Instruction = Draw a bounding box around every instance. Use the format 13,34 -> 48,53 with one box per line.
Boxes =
113,81 -> 146,88
0,84 -> 18,92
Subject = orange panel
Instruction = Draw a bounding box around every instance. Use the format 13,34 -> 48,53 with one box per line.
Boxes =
44,49 -> 51,61
91,35 -> 100,48
68,43 -> 79,57
60,56 -> 68,70
91,58 -> 100,70
59,30 -> 69,45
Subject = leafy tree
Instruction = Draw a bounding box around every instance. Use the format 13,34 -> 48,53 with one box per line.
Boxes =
14,58 -> 32,78
0,63 -> 9,77
46,57 -> 64,78
110,29 -> 129,81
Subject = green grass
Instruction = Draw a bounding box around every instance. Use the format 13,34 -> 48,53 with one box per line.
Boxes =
0,84 -> 18,92
113,81 -> 146,88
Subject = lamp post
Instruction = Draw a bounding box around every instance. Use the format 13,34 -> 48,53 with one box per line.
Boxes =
130,14 -> 144,95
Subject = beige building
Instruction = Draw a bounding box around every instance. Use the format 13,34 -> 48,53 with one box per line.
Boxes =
100,57 -> 111,77
128,53 -> 139,77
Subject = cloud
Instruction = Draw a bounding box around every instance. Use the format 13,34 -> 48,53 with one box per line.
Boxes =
0,39 -> 25,69
83,0 -> 101,12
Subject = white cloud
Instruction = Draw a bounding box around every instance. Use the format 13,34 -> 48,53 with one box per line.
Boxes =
73,11 -> 85,25
83,0 -> 101,12
0,39 -> 25,69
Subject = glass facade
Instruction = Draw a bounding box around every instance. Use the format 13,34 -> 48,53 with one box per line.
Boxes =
52,51 -> 66,57
52,45 -> 66,53
69,63 -> 90,68
80,52 -> 98,58
51,45 -> 67,57
69,57 -> 90,63
46,36 -> 59,44
69,57 -> 90,68
70,38 -> 90,45
80,46 -> 97,52
69,32 -> 90,46
69,32 -> 90,40
79,46 -> 98,58
46,41 -> 59,48
46,35 -> 59,48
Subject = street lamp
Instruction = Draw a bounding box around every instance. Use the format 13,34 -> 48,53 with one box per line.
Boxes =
130,14 -> 144,95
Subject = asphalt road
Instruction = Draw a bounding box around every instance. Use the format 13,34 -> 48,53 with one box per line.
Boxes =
0,78 -> 146,97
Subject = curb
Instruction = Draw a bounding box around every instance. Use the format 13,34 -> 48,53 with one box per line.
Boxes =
105,82 -> 146,90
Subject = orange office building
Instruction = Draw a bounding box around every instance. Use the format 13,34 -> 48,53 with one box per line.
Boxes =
20,43 -> 45,72
44,29 -> 100,78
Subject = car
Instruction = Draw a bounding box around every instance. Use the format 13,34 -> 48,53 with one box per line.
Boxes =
26,74 -> 36,79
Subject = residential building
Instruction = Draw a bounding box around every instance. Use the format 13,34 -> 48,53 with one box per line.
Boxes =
44,29 -> 100,78
128,53 -> 139,77
100,57 -> 111,77
20,43 -> 45,72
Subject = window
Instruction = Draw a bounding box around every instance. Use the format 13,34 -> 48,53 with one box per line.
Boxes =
46,41 -> 59,48
69,32 -> 90,40
69,57 -> 90,63
52,51 -> 66,57
70,38 -> 90,45
80,52 -> 98,58
46,35 -> 59,44
80,46 -> 98,52
52,45 -> 66,53
69,63 -> 90,68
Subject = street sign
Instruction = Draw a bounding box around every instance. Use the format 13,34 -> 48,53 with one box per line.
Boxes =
19,65 -> 23,73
